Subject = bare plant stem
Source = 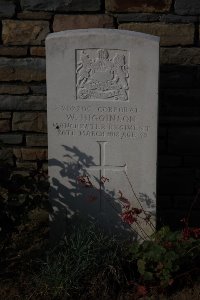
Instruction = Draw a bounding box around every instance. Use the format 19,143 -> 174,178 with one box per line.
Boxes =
135,221 -> 151,240
124,172 -> 156,230
101,188 -> 146,241
80,173 -> 155,240
137,215 -> 155,232
185,244 -> 200,256
173,267 -> 199,281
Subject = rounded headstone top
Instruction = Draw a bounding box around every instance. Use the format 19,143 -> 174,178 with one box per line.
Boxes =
46,28 -> 160,43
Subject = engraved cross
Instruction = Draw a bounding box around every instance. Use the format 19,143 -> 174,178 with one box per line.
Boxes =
84,141 -> 127,211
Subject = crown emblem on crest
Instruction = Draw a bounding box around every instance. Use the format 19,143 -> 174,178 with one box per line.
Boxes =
76,49 -> 129,101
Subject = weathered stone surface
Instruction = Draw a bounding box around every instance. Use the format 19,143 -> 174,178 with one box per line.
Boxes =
16,161 -> 37,169
42,162 -> 48,171
20,0 -> 101,12
0,1 -> 15,18
158,127 -> 167,138
117,13 -> 160,23
198,27 -> 200,43
12,112 -> 47,133
168,127 -> 200,154
0,58 -> 46,82
0,147 -> 14,165
119,23 -> 194,46
197,66 -> 200,84
184,156 -> 200,167
0,120 -> 10,132
14,147 -> 48,161
0,95 -> 46,111
0,112 -> 11,119
173,196 -> 194,209
53,14 -> 114,31
46,29 -> 159,240
157,196 -> 172,209
117,13 -> 197,24
160,116 -> 200,125
30,85 -> 47,94
0,134 -> 23,144
2,20 -> 49,46
161,48 -> 200,65
160,66 -> 197,88
106,0 -> 172,12
160,88 -> 200,117
0,46 -> 28,57
175,0 -> 200,15
0,84 -> 29,95
160,14 -> 198,23
26,134 -> 47,146
160,87 -> 200,102
158,155 -> 182,167
158,139 -> 167,154
22,148 -> 47,160
158,168 -> 194,194
176,196 -> 200,211
30,47 -> 46,57
17,11 -> 52,20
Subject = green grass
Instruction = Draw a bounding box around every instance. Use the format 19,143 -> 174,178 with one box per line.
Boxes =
31,221 -> 126,299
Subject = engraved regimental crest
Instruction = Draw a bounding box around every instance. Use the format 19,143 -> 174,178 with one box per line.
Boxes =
76,49 -> 129,101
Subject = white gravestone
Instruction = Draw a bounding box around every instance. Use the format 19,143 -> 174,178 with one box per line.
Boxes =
46,29 -> 159,241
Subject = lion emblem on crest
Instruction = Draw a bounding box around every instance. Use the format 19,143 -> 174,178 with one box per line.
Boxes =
76,49 -> 129,101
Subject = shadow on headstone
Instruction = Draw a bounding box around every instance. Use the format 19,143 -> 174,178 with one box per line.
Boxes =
46,29 -> 159,244
49,144 -> 137,243
49,144 -> 156,243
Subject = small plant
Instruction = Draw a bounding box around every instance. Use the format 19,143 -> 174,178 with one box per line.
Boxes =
0,151 -> 199,300
122,193 -> 200,297
31,222 -> 126,299
77,173 -> 155,241
127,226 -> 199,286
77,173 -> 200,297
0,144 -> 49,273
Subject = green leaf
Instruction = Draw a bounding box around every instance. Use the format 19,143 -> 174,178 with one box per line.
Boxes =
137,259 -> 146,275
144,271 -> 153,281
144,244 -> 166,261
128,243 -> 140,258
153,226 -> 171,241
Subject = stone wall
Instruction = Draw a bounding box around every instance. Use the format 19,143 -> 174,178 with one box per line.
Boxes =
0,0 -> 200,228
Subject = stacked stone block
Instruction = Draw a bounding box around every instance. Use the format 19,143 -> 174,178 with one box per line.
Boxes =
0,0 -> 200,228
